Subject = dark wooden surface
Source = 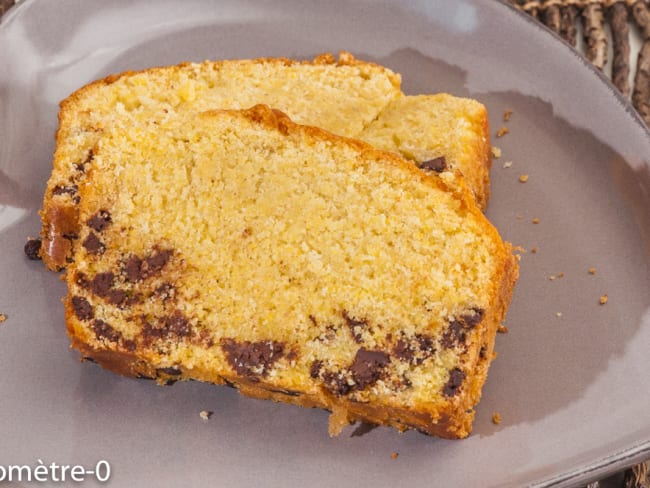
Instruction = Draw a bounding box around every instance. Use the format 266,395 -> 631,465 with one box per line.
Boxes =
0,0 -> 648,486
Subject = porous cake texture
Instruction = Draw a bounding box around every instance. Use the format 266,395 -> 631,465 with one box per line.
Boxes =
39,52 -> 491,271
64,105 -> 517,438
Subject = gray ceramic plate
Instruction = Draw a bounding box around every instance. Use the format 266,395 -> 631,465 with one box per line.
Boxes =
1,1 -> 649,487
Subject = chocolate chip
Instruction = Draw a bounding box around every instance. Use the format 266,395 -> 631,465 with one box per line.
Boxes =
417,335 -> 435,355
343,310 -> 368,343
75,149 -> 94,172
123,255 -> 144,283
443,367 -> 466,397
221,338 -> 285,378
322,370 -> 352,396
153,283 -> 175,302
82,233 -> 105,255
419,156 -> 447,173
75,272 -> 91,289
310,360 -> 323,379
462,308 -> 484,328
393,339 -> 413,362
90,272 -> 115,297
24,238 -> 42,260
146,249 -> 172,273
285,349 -> 298,362
393,334 -> 435,365
72,149 -> 95,173
441,308 -> 485,349
122,339 -> 137,352
350,348 -> 390,390
162,311 -> 191,338
122,249 -> 172,282
87,210 -> 112,232
71,296 -> 94,321
141,318 -> 166,344
106,289 -> 127,306
141,312 -> 192,343
91,319 -> 121,343
52,184 -> 78,196
441,320 -> 467,349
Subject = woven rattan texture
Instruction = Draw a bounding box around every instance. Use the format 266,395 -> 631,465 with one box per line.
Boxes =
509,0 -> 650,125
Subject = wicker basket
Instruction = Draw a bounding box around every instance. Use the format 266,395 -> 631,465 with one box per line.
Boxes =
508,0 -> 650,127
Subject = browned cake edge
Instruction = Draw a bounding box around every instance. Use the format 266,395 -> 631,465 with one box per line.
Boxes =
62,106 -> 519,439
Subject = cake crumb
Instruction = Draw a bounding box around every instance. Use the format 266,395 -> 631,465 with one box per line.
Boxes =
518,174 -> 529,183
497,324 -> 509,334
0,313 -> 6,323
532,217 -> 540,224
556,312 -> 563,317
503,161 -> 513,168
531,246 -> 539,254
491,146 -> 502,158
549,275 -> 556,281
588,267 -> 597,275
390,452 -> 399,460
599,294 -> 608,305
492,412 -> 502,424
557,272 -> 564,278
199,410 -> 213,420
496,126 -> 509,138
503,110 -> 513,122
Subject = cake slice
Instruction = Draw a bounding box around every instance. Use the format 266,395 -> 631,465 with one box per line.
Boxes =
360,93 -> 491,210
39,52 -> 491,271
65,105 -> 517,439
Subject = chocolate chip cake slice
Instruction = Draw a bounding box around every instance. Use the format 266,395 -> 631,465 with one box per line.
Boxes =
64,105 -> 517,439
39,52 -> 491,271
